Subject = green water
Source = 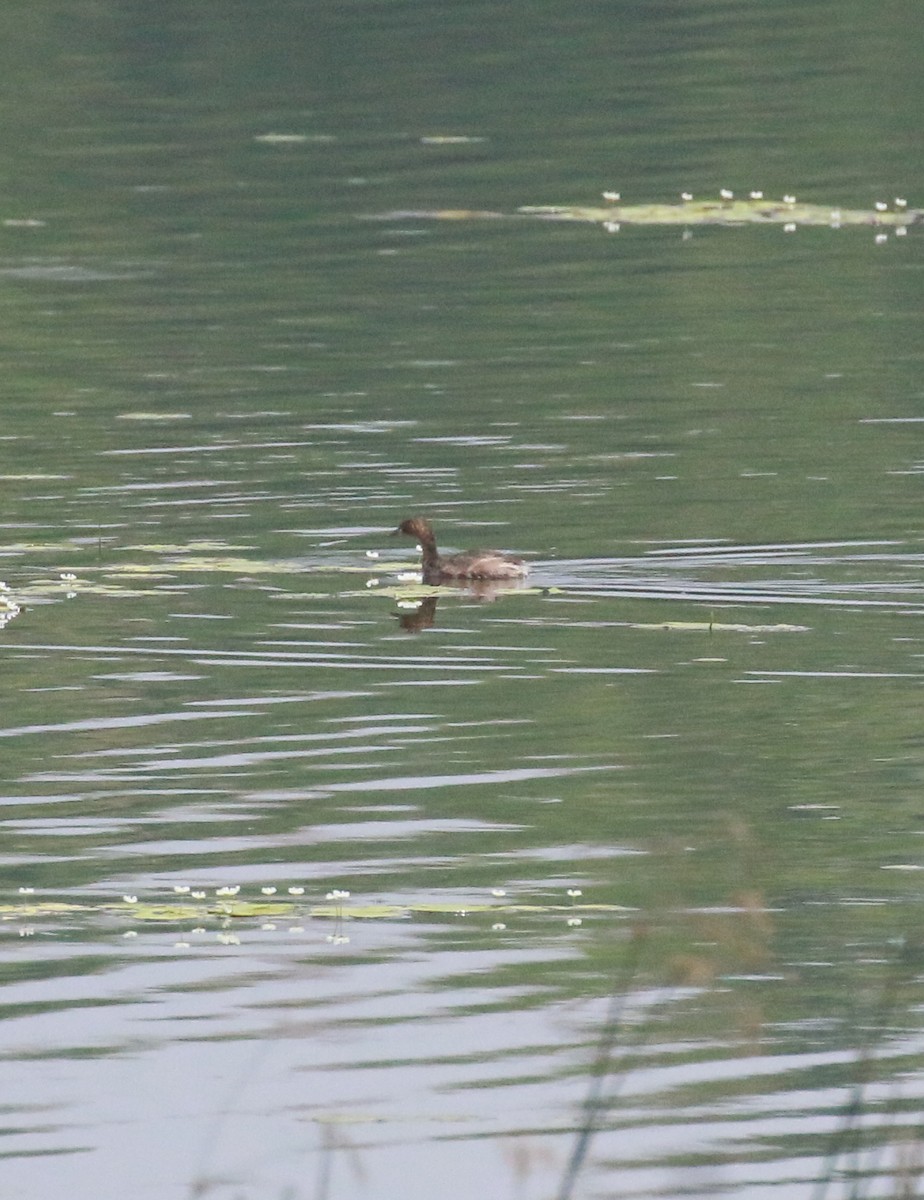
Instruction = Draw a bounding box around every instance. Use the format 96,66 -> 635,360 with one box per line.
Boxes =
1,3 -> 922,1199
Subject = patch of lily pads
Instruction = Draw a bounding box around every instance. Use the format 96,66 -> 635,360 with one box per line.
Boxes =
0,889 -> 631,926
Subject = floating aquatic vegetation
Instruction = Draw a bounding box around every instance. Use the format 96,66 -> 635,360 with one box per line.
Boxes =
628,620 -> 809,633
521,193 -> 918,229
1,573 -> 162,601
419,135 -> 487,145
0,261 -> 155,282
115,412 -> 193,422
0,473 -> 71,481
0,889 -> 632,926
253,132 -> 335,144
0,583 -> 21,628
119,540 -> 252,553
87,554 -> 367,580
369,191 -> 919,231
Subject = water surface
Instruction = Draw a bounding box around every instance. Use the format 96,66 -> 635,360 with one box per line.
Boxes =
1,3 -> 923,1198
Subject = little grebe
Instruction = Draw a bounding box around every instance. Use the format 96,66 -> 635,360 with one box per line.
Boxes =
394,516 -> 528,584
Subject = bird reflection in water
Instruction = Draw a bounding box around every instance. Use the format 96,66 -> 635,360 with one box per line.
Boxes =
393,577 -> 529,632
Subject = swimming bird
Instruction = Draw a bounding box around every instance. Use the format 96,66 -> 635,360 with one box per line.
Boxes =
394,516 -> 528,584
